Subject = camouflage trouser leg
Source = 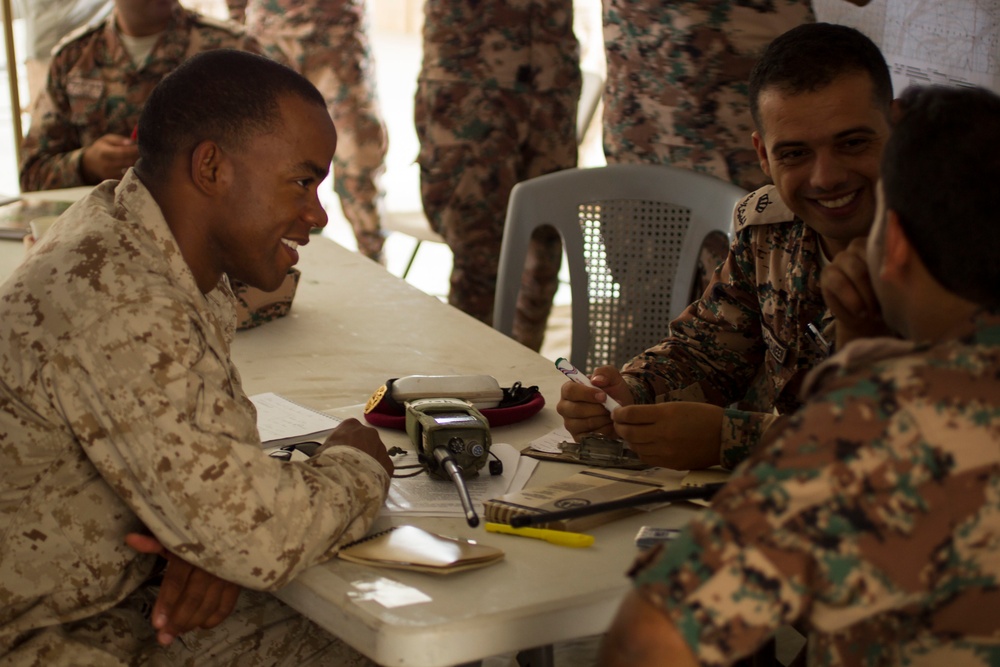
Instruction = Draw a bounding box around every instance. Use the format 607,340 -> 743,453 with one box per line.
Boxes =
308,25 -> 388,262
262,18 -> 389,262
415,82 -> 578,351
2,587 -> 377,667
514,225 -> 563,352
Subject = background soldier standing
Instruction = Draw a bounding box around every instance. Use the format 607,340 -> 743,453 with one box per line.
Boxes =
415,0 -> 581,352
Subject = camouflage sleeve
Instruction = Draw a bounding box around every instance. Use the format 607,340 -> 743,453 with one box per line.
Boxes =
19,62 -> 88,192
628,405 -> 843,664
47,295 -> 389,591
717,409 -> 779,470
621,225 -> 766,408
620,226 -> 769,469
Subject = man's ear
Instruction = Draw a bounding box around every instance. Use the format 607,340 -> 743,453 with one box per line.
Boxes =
751,131 -> 772,179
879,209 -> 912,284
189,140 -> 231,196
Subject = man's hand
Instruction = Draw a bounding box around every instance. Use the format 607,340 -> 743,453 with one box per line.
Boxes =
612,402 -> 723,470
125,533 -> 241,647
556,365 -> 634,441
820,236 -> 892,349
316,418 -> 394,486
80,134 -> 139,184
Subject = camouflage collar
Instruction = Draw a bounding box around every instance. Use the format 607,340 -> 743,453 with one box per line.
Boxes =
112,170 -> 236,349
734,185 -> 798,233
801,308 -> 1000,398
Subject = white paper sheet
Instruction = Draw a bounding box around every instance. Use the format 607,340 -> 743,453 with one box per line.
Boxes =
250,392 -> 341,446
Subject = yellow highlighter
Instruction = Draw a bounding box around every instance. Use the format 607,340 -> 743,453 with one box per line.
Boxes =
485,522 -> 595,548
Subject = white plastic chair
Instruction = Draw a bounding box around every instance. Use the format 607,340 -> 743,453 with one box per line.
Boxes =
493,164 -> 747,371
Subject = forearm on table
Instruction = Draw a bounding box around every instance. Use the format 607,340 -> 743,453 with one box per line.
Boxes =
620,339 -> 762,409
58,314 -> 388,588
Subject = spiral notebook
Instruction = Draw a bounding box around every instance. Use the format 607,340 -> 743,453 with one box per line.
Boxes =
337,525 -> 504,575
250,392 -> 341,448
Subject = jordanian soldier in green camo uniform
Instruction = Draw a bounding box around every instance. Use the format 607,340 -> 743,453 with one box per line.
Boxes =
228,0 -> 390,262
19,1 -> 261,192
415,0 -> 581,352
558,24 -> 892,471
601,83 -> 1000,667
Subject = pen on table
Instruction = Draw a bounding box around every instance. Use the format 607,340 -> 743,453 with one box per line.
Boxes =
554,357 -> 622,413
484,522 -> 595,548
807,323 -> 831,354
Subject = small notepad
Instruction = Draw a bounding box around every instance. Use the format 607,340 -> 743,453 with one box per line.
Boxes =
338,525 -> 504,575
250,392 -> 341,448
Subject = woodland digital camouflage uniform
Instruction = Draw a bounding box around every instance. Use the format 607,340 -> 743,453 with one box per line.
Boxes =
602,0 -> 813,193
621,186 -> 834,469
0,173 -> 388,664
630,310 -> 1000,666
415,0 -> 581,351
19,3 -> 260,192
228,0 -> 389,261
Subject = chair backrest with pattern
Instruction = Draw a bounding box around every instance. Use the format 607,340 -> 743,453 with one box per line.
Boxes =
493,164 -> 747,371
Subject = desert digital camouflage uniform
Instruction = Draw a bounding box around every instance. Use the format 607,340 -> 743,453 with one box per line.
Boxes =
415,0 -> 581,351
603,0 -> 814,304
228,0 -> 389,261
629,310 -> 1000,666
621,186 -> 834,469
19,3 -> 260,192
0,172 -> 388,664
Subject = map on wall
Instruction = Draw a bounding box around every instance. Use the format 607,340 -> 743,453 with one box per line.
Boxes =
815,0 -> 1000,94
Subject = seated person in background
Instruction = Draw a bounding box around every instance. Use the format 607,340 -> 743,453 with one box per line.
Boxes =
599,84 -> 1000,667
0,50 -> 392,664
19,0 -> 260,191
558,23 -> 893,471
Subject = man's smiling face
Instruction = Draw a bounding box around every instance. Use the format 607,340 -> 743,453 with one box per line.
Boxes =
752,71 -> 891,257
210,94 -> 336,292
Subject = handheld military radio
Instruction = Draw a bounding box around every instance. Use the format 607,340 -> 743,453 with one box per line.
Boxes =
405,397 -> 493,526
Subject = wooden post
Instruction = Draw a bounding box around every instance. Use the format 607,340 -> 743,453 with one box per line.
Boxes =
1,0 -> 23,170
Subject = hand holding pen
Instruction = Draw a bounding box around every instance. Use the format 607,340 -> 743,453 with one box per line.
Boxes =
556,358 -> 622,413
555,358 -> 633,442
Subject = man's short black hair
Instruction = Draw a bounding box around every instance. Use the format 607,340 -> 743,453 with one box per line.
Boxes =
749,23 -> 893,131
882,85 -> 1000,308
136,49 -> 327,180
